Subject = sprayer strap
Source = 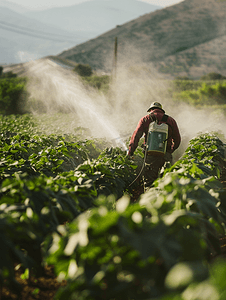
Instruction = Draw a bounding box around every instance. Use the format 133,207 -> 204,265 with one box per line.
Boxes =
161,114 -> 173,142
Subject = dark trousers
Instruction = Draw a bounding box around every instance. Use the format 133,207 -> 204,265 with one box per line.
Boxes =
142,152 -> 172,190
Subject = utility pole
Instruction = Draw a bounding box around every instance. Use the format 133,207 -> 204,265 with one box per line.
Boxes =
113,37 -> 118,80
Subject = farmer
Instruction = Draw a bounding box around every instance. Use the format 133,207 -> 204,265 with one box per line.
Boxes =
127,102 -> 181,190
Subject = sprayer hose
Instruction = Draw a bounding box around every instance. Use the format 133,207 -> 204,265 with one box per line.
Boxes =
128,145 -> 148,187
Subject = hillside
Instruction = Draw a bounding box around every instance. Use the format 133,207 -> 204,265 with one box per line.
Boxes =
158,34 -> 226,79
24,0 -> 160,39
57,0 -> 226,78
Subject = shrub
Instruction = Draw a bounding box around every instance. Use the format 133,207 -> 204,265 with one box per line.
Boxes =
0,78 -> 27,115
200,72 -> 226,80
73,64 -> 93,77
82,75 -> 110,91
172,81 -> 226,105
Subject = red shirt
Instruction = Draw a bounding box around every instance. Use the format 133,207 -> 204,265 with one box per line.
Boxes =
128,108 -> 181,156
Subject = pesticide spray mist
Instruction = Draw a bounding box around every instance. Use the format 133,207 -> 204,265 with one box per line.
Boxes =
22,58 -> 226,159
23,59 -> 128,149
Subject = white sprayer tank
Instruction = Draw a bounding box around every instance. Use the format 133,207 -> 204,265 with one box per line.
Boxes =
147,122 -> 168,156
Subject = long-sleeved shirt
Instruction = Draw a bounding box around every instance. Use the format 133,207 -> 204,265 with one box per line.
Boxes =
128,108 -> 181,156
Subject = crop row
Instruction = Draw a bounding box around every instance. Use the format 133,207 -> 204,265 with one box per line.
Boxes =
46,132 -> 226,300
0,115 -> 226,299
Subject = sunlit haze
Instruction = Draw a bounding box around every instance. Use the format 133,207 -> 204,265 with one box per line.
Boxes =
3,0 -> 184,10
11,56 -> 226,159
2,0 -> 224,158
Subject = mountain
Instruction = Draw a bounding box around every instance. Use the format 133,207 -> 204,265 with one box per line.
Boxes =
24,0 -> 161,37
0,7 -> 83,64
56,0 -> 226,78
0,0 -> 30,14
0,0 -> 160,65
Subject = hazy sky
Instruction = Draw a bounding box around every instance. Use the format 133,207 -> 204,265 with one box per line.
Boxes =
6,0 -> 184,10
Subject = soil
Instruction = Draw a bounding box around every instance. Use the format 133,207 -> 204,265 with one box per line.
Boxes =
2,265 -> 66,300
2,160 -> 226,300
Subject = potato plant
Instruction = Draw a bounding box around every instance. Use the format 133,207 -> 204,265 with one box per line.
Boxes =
45,132 -> 226,300
0,114 -> 226,300
0,115 -> 137,293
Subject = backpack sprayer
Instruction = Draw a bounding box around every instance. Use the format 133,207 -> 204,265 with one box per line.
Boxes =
147,121 -> 168,156
128,117 -> 169,187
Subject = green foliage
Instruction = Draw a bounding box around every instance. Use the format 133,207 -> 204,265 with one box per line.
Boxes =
0,78 -> 27,114
74,64 -> 93,77
82,75 -> 110,92
160,259 -> 226,300
73,65 -> 110,92
1,114 -> 226,299
44,132 -> 226,300
165,133 -> 225,179
170,80 -> 203,93
0,67 -> 17,79
1,71 -> 17,79
200,72 -> 226,81
45,198 -> 209,300
172,81 -> 226,105
0,115 -> 138,290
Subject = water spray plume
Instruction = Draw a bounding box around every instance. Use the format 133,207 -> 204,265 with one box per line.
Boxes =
24,59 -> 127,150
23,57 -> 226,159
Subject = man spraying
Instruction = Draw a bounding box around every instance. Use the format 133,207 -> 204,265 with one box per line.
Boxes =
127,102 -> 181,190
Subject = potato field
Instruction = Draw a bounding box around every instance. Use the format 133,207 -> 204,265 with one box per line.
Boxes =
0,113 -> 226,300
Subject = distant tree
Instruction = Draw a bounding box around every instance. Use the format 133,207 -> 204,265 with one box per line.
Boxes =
0,66 -> 3,77
73,64 -> 93,77
200,72 -> 226,80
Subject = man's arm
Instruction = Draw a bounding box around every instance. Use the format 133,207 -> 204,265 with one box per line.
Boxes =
171,119 -> 181,152
128,118 -> 145,156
